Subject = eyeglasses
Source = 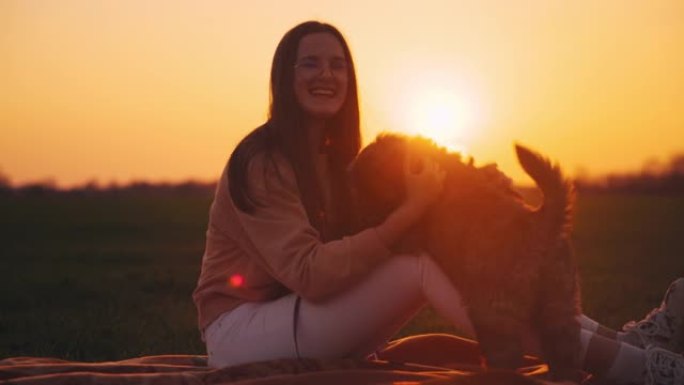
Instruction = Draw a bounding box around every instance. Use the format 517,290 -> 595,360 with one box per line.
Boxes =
294,58 -> 348,78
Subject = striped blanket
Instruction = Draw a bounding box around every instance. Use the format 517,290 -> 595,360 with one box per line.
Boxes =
0,355 -> 557,384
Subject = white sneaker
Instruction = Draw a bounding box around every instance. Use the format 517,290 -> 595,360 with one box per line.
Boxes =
622,278 -> 684,353
645,346 -> 684,385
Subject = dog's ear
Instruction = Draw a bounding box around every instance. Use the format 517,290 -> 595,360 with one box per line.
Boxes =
347,134 -> 409,228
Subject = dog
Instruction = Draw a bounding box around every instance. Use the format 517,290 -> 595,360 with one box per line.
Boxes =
348,133 -> 582,381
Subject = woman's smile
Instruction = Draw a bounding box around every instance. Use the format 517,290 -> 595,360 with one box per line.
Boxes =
294,32 -> 348,118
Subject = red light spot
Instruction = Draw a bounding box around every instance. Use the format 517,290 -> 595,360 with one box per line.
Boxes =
228,274 -> 244,288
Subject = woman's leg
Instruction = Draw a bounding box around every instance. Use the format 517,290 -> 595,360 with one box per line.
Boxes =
207,253 -> 684,383
205,294 -> 301,367
294,253 -> 476,359
579,314 -> 621,339
579,278 -> 684,353
619,278 -> 684,352
204,253 -> 464,368
294,252 -> 602,358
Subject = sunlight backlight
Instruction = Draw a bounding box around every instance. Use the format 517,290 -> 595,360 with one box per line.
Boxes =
405,88 -> 476,154
382,65 -> 486,156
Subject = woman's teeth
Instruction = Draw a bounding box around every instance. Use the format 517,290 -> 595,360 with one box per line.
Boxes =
310,88 -> 335,97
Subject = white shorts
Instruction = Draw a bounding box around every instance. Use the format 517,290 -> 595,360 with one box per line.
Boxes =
204,253 -> 476,368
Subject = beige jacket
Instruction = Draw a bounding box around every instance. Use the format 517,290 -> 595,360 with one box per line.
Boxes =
192,152 -> 392,332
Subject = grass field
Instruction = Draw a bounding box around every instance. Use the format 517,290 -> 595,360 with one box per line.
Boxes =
1,189 -> 683,361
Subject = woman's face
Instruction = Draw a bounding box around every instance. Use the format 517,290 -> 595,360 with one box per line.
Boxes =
293,32 -> 349,119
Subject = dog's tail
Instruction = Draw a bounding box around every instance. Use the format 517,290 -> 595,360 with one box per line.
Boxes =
515,144 -> 574,236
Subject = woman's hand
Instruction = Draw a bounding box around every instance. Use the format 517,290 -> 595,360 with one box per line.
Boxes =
403,153 -> 446,210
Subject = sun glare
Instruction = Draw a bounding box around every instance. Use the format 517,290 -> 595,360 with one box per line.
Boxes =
380,67 -> 485,155
404,89 -> 475,154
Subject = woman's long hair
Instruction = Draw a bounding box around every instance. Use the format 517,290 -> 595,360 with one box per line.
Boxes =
228,21 -> 361,241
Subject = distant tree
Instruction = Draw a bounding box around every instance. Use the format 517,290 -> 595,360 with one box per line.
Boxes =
641,157 -> 665,177
0,168 -> 11,195
18,179 -> 57,195
669,154 -> 684,175
573,166 -> 591,183
80,179 -> 101,192
0,168 -> 10,189
104,180 -> 121,191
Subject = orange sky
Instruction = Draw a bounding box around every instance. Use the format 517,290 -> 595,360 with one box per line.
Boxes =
1,0 -> 683,187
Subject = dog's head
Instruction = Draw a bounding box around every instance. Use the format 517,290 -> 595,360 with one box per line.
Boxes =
348,134 -> 407,228
348,133 -> 452,228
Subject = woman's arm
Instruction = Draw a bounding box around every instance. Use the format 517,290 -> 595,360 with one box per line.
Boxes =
232,153 -> 392,302
232,152 -> 444,302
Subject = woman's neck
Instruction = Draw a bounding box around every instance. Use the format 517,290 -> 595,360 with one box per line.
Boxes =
305,118 -> 328,156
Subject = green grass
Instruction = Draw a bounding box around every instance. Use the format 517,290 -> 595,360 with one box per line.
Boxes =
572,194 -> 684,328
0,192 -> 210,360
1,191 -> 683,360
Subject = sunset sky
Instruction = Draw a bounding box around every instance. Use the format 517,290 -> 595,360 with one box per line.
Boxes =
2,0 -> 683,187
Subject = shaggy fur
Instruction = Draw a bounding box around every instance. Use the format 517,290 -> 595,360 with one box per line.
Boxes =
348,134 -> 582,381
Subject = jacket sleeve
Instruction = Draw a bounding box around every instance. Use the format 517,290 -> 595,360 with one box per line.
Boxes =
234,153 -> 393,302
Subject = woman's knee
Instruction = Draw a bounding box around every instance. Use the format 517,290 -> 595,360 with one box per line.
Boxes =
294,254 -> 430,359
373,252 -> 457,307
345,253 -> 422,294
379,252 -> 432,284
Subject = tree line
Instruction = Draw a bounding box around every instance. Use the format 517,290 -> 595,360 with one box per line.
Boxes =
575,153 -> 684,194
2,152 -> 684,196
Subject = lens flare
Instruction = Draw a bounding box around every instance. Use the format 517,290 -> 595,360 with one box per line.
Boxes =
228,274 -> 244,288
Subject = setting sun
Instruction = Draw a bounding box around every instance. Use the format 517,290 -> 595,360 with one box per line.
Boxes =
376,65 -> 487,156
403,87 -> 477,154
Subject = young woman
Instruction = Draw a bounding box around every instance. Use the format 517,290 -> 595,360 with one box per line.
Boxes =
193,21 -> 684,384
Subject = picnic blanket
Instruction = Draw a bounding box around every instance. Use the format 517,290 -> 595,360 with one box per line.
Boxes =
0,355 -> 558,385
